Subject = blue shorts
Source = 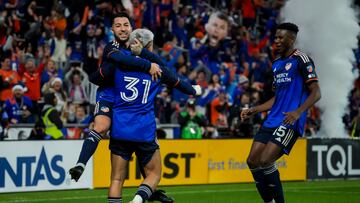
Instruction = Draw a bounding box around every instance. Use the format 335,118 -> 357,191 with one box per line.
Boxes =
254,125 -> 299,155
109,138 -> 160,166
94,87 -> 115,118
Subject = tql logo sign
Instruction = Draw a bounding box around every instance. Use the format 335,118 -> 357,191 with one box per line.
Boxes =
0,147 -> 65,187
307,138 -> 360,179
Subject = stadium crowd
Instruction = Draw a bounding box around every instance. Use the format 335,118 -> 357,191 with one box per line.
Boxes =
0,0 -> 358,139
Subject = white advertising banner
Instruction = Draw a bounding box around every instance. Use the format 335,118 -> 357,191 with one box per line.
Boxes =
0,141 -> 93,193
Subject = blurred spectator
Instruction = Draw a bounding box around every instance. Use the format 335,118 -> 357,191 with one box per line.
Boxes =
155,87 -> 173,123
40,59 -> 63,87
0,56 -> 20,102
178,98 -> 207,139
4,85 -> 35,124
65,66 -> 89,104
42,77 -> 68,120
67,105 -> 92,124
41,92 -> 64,139
210,88 -> 231,128
28,121 -> 47,140
19,56 -> 43,102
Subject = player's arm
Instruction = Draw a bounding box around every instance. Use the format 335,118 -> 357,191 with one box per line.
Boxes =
283,57 -> 321,125
139,49 -> 166,67
104,45 -> 161,80
160,66 -> 201,96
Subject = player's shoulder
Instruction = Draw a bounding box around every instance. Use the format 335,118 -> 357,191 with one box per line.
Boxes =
292,49 -> 313,64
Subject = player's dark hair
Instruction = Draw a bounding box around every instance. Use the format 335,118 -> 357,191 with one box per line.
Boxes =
277,22 -> 299,34
111,12 -> 133,26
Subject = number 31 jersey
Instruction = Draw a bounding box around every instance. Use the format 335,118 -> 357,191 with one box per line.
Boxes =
111,49 -> 161,142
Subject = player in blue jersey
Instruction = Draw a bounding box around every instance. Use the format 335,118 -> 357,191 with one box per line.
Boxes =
241,23 -> 321,203
71,13 -> 200,203
69,12 -> 162,182
107,30 -> 201,203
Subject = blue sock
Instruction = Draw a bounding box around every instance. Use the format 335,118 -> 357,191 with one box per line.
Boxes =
76,130 -> 102,166
136,184 -> 153,201
108,197 -> 122,203
264,163 -> 284,203
250,167 -> 273,202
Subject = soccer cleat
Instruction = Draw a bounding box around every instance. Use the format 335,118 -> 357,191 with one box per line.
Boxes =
69,165 -> 84,182
148,189 -> 174,203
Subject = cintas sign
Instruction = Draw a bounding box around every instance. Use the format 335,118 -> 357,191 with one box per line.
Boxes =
307,138 -> 360,179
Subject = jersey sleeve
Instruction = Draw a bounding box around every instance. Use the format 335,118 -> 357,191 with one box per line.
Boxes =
297,55 -> 319,84
139,49 -> 166,66
160,66 -> 196,95
104,44 -> 152,72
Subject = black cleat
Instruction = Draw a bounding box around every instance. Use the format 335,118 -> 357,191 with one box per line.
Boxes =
69,165 -> 84,182
148,189 -> 174,203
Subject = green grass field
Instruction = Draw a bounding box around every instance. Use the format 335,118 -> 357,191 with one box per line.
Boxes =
1,180 -> 360,203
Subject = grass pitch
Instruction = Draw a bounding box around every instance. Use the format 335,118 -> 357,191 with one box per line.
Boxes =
1,180 -> 359,203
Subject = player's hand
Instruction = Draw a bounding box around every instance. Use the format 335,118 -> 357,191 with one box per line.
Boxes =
192,85 -> 202,96
149,63 -> 162,81
282,111 -> 301,125
130,38 -> 143,56
240,107 -> 257,121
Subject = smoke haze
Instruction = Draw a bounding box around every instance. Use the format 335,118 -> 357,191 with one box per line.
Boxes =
282,0 -> 359,137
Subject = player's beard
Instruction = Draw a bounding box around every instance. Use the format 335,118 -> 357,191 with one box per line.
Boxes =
114,34 -> 129,47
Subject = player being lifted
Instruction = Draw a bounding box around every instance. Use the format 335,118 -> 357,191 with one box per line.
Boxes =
69,12 -> 201,203
241,23 -> 321,203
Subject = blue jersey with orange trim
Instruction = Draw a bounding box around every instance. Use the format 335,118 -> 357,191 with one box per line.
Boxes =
263,50 -> 318,136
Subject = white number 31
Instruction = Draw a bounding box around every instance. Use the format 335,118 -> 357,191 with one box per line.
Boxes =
120,76 -> 151,104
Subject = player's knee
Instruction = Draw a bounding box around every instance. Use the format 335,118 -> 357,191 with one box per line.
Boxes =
247,157 -> 259,168
259,157 -> 272,168
94,116 -> 111,135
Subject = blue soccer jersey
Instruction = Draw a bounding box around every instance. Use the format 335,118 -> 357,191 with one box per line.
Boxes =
262,50 -> 318,136
111,57 -> 161,142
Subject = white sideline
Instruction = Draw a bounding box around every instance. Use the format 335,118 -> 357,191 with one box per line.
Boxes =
3,185 -> 360,203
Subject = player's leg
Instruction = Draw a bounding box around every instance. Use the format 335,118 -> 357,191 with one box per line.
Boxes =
108,153 -> 128,203
69,100 -> 112,181
131,140 -> 162,203
138,156 -> 174,203
259,126 -> 299,203
247,142 -> 274,202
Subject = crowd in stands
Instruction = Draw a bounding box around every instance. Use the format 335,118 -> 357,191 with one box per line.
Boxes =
0,0 -> 358,139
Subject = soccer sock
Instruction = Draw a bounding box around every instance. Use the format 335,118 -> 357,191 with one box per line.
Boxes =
76,130 -> 102,166
263,163 -> 284,203
135,184 -> 153,202
108,197 -> 122,203
250,167 -> 273,202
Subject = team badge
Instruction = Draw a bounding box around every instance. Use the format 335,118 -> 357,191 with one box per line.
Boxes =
285,63 -> 292,70
307,65 -> 313,72
101,106 -> 110,113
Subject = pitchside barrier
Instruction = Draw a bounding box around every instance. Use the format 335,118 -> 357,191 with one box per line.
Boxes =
307,138 -> 360,180
0,140 -> 93,193
93,139 -> 307,188
1,137 -> 359,193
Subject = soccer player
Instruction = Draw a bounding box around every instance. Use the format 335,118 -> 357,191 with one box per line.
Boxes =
71,13 -> 199,203
241,22 -> 321,203
69,12 -> 162,182
107,24 -> 201,203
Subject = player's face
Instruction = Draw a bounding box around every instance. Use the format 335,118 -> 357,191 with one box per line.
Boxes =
275,29 -> 295,55
206,16 -> 229,47
112,17 -> 133,43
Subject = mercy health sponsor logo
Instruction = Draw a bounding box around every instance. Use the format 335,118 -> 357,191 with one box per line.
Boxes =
0,141 -> 93,193
307,138 -> 360,179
